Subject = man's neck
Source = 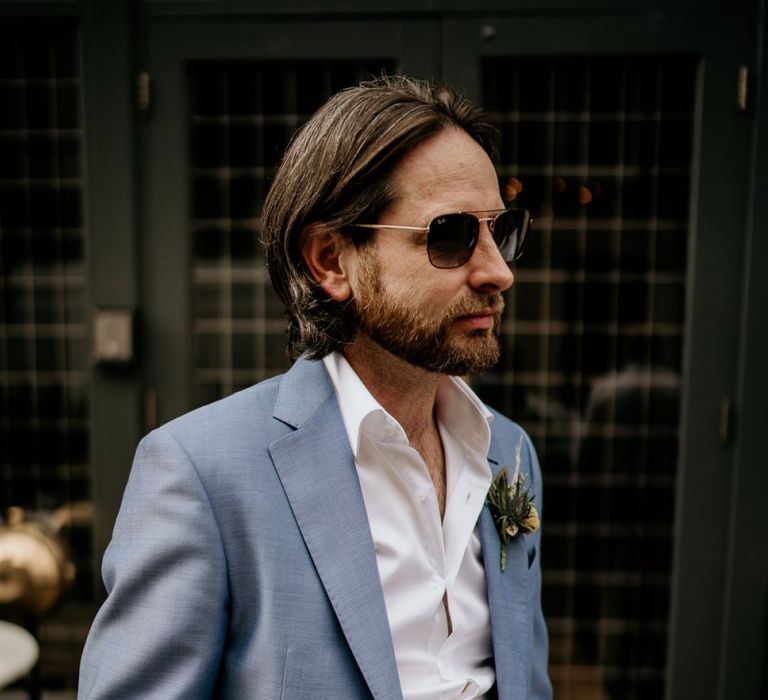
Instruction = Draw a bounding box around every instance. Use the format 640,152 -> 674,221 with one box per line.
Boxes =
342,335 -> 440,442
343,335 -> 449,516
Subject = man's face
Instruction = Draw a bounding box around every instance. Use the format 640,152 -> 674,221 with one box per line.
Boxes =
346,127 -> 515,375
351,248 -> 505,375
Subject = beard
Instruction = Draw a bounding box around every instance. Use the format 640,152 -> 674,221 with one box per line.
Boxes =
348,250 -> 505,376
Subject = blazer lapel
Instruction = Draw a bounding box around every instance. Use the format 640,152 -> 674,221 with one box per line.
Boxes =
481,444 -> 531,700
269,358 -> 402,700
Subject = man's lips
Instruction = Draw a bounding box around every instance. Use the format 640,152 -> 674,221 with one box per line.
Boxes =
454,309 -> 497,329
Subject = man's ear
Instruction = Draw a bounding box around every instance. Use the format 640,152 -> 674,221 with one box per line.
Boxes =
301,223 -> 353,302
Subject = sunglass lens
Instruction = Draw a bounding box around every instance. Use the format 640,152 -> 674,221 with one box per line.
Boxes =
427,213 -> 478,268
493,209 -> 527,263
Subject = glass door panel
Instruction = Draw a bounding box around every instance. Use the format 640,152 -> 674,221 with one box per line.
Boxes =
444,12 -> 753,697
443,11 -> 754,695
188,59 -> 394,407
143,15 -> 752,698
143,18 -> 436,424
475,55 -> 695,699
0,22 -> 92,687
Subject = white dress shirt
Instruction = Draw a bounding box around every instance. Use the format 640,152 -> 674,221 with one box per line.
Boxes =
323,352 -> 495,699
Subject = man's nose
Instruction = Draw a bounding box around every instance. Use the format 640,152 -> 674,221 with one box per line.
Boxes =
466,227 -> 515,293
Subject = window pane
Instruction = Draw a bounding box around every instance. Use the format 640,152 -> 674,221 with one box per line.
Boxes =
188,60 -> 394,405
480,55 -> 695,699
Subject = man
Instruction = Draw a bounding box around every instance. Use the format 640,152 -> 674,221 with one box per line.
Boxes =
79,76 -> 551,699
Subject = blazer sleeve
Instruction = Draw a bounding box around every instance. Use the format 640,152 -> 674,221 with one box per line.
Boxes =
523,432 -> 553,700
79,429 -> 229,699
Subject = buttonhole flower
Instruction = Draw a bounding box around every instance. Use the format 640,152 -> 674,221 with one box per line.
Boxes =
486,438 -> 540,572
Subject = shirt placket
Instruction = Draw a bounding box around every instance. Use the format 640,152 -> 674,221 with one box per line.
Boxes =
391,439 -> 451,675
435,434 -> 493,692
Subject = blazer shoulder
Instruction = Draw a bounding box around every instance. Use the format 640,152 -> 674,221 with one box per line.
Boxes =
175,372 -> 281,425
486,407 -> 542,483
139,356 -> 336,476
144,373 -> 287,460
487,406 -> 530,445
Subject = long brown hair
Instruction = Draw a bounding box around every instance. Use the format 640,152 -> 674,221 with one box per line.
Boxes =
261,75 -> 499,360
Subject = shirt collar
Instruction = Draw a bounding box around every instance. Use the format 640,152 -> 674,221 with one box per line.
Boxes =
322,351 -> 493,460
436,372 -> 494,461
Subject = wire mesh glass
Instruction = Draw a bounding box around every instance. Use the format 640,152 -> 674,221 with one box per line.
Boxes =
478,56 -> 695,700
0,21 -> 91,688
188,60 -> 394,408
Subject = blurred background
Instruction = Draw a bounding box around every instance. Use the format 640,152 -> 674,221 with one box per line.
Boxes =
0,1 -> 766,698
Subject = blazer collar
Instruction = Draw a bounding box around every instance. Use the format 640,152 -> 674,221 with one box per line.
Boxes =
272,354 -> 336,428
271,358 -> 531,699
269,357 -> 403,700
480,431 -> 531,700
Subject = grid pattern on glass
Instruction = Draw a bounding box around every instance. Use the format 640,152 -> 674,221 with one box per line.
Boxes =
0,22 -> 92,686
189,60 -> 394,407
478,56 -> 695,699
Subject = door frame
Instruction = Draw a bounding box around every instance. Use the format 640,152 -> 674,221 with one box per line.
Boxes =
106,7 -> 763,699
138,17 -> 441,427
441,12 -> 757,699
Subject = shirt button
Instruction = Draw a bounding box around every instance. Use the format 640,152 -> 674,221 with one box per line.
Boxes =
417,492 -> 428,504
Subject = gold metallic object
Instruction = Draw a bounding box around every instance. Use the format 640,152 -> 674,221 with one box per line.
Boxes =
0,503 -> 90,616
137,69 -> 152,116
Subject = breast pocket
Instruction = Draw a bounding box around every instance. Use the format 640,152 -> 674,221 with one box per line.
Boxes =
527,542 -> 538,569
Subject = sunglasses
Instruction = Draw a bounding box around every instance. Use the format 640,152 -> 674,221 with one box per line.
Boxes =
352,207 -> 530,269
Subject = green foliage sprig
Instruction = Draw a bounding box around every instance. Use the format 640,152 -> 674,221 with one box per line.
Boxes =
486,467 -> 540,572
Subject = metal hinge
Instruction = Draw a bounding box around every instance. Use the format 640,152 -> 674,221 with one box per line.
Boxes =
737,66 -> 749,112
138,70 -> 152,117
719,396 -> 735,445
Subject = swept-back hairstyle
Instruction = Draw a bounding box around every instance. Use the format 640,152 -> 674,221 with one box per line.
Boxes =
261,75 -> 499,360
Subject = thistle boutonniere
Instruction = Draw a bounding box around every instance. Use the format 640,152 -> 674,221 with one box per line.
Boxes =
486,438 -> 540,572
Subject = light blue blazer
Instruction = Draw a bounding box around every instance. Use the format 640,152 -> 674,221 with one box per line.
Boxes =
79,357 -> 551,699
